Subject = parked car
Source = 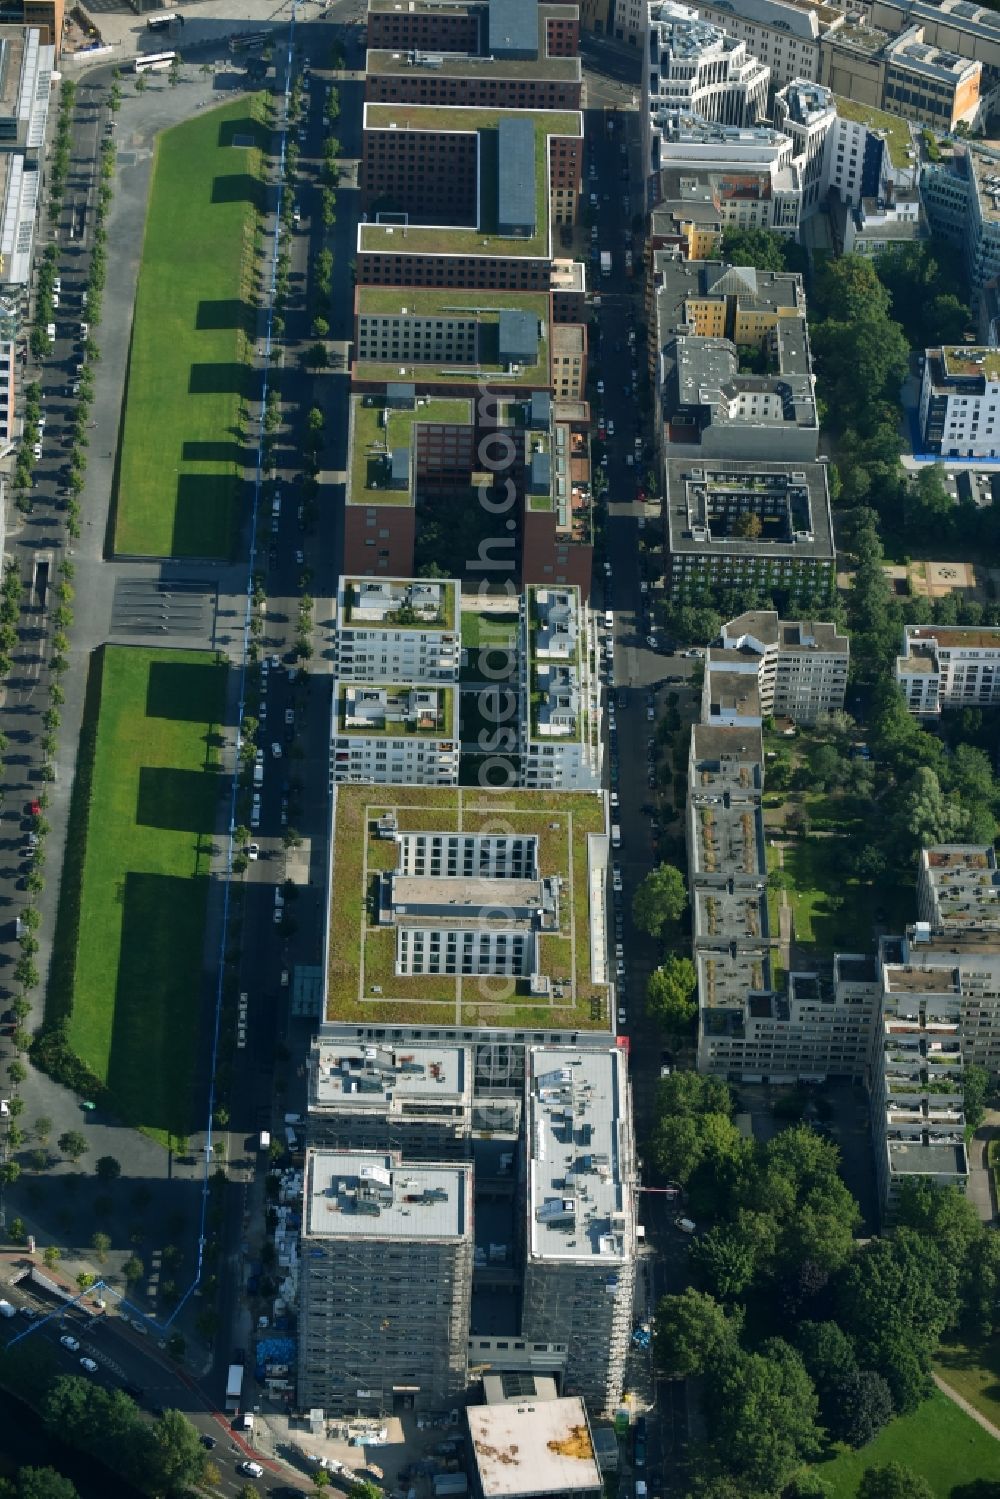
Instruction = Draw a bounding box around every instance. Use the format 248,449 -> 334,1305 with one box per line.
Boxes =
79,1357 -> 98,1374
60,1335 -> 80,1351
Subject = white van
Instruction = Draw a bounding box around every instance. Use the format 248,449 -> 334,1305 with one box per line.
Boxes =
604,610 -> 614,632
0,1301 -> 15,1318
611,824 -> 622,848
271,493 -> 281,517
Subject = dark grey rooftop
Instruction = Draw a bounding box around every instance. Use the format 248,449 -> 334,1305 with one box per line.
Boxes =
498,116 -> 536,236
666,459 -> 835,562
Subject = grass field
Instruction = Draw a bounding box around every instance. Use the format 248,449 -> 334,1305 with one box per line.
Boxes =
935,1338 -> 1000,1429
114,96 -> 265,559
812,1390 -> 1000,1497
63,646 -> 226,1138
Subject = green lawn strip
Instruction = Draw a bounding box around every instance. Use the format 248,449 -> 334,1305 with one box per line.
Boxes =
66,646 -> 227,1137
934,1337 -> 1000,1430
811,1389 -> 1000,1497
114,96 -> 266,559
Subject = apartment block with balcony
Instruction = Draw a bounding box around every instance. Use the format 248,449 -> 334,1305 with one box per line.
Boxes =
521,1044 -> 637,1414
666,460 -> 835,600
918,345 -> 1000,458
718,609 -> 849,723
332,682 -> 460,786
519,584 -> 602,790
872,930 -> 970,1215
643,2 -> 770,181
335,576 -> 461,685
654,259 -> 819,461
895,624 -> 1000,714
297,1149 -> 474,1414
365,0 -> 582,111
917,844 -> 1000,932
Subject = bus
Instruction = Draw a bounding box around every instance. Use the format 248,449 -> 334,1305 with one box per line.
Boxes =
146,11 -> 178,30
229,30 -> 269,53
134,49 -> 176,71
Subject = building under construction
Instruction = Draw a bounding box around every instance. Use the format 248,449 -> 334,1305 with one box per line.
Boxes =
297,1150 -> 475,1415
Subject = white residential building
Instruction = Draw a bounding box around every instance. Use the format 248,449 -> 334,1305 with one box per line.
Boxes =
519,584 -> 602,791
918,345 -> 1000,459
717,609 -> 849,723
895,624 -> 1000,714
335,576 -> 460,684
521,1044 -> 637,1413
872,845 -> 1000,1216
331,683 -> 460,785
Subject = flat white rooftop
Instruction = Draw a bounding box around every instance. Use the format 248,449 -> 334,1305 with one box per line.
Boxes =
305,1149 -> 470,1240
526,1045 -> 632,1264
468,1397 -> 601,1499
310,1041 -> 469,1109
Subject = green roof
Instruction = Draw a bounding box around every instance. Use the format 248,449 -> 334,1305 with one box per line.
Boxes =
359,104 -> 581,259
833,94 -> 914,170
341,577 -> 459,632
348,394 -> 473,507
353,287 -> 551,387
327,785 -> 610,1031
336,684 -> 456,737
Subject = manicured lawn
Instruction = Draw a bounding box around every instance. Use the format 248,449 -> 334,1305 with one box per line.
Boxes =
812,1390 -> 1000,1497
114,97 -> 265,559
64,647 -> 226,1138
935,1337 -> 1000,1430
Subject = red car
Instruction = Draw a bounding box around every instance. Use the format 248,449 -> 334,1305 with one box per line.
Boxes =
28,800 -> 41,818
635,487 -> 646,502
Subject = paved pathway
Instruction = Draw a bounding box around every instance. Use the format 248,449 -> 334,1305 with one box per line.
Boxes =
932,1372 -> 1000,1442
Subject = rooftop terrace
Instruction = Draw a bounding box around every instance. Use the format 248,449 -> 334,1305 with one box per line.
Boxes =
348,393 -> 473,508
832,93 -> 914,170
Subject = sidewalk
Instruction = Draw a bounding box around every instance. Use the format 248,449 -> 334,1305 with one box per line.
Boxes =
932,1373 -> 1000,1442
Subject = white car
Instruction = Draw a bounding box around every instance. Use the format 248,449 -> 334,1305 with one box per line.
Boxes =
612,865 -> 623,893
271,742 -> 282,759
284,707 -> 295,726
646,705 -> 655,722
610,791 -> 619,810
79,1357 -> 98,1373
60,1335 -> 80,1351
52,276 -> 61,294
617,1006 -> 627,1026
241,1462 -> 264,1479
247,843 -> 260,862
32,443 -> 42,461
0,1100 -> 8,1117
596,379 -> 605,395
607,419 -> 615,437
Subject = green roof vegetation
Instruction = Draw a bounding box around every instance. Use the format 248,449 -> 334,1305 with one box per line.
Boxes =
348,395 -> 473,507
342,578 -> 458,631
336,685 -> 456,736
833,94 -> 914,170
327,785 -> 609,1030
353,287 -> 551,387
359,105 -> 580,259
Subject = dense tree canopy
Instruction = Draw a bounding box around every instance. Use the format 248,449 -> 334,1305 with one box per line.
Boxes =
631,862 -> 687,939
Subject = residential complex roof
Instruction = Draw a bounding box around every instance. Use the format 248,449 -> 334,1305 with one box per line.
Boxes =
304,1150 -> 471,1239
526,1044 -> 633,1264
326,785 -> 609,1032
665,459 -> 835,562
